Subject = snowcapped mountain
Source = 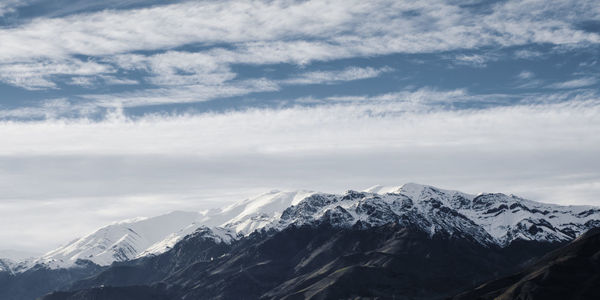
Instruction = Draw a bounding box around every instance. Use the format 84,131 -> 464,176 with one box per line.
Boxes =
0,258 -> 30,274
35,211 -> 202,269
0,258 -> 13,273
30,190 -> 314,270
19,183 -> 600,272
367,183 -> 600,245
262,183 -> 600,247
0,249 -> 41,274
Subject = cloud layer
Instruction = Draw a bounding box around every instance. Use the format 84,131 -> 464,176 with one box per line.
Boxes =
1,0 -> 598,103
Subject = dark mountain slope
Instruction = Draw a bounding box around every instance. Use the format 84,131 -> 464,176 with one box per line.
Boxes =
453,228 -> 600,300
0,260 -> 103,300
42,285 -> 170,300
44,223 -> 562,300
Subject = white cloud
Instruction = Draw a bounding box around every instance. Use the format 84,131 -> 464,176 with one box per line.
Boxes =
94,53 -> 393,107
548,77 -> 598,89
111,51 -> 237,86
0,1 -> 392,61
514,49 -> 545,60
0,0 -> 598,91
0,99 -> 98,119
281,66 -> 392,85
517,71 -> 534,80
452,54 -> 494,68
83,78 -> 279,107
68,76 -> 96,87
321,88 -> 472,108
66,75 -> 139,88
0,92 -> 597,158
100,75 -> 138,85
0,59 -> 114,90
0,0 -> 28,16
514,71 -> 542,88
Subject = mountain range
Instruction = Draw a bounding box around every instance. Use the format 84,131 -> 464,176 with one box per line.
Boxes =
1,183 -> 599,299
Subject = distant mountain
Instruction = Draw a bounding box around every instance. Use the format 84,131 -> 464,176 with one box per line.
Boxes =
2,183 -> 599,300
31,184 -> 600,271
0,259 -> 13,273
0,249 -> 41,262
453,227 -> 600,300
30,190 -> 314,270
0,260 -> 103,300
35,211 -> 202,269
0,250 -> 41,274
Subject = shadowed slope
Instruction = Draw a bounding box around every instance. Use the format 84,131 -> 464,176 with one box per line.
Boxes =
453,228 -> 600,300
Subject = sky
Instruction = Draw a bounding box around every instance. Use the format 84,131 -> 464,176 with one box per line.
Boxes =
0,0 -> 599,252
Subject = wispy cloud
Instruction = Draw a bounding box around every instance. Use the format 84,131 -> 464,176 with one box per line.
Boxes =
0,0 -> 598,93
100,75 -> 138,86
64,75 -> 139,88
85,51 -> 392,107
0,59 -> 114,90
548,77 -> 598,89
82,78 -> 280,107
68,76 -> 96,88
1,91 -> 597,156
513,49 -> 545,60
0,98 -> 98,120
110,51 -> 236,87
0,0 -> 28,16
517,71 -> 535,80
452,54 -> 495,68
514,70 -> 543,89
281,66 -> 392,85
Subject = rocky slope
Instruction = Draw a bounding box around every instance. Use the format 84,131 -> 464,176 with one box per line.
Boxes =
453,227 -> 600,300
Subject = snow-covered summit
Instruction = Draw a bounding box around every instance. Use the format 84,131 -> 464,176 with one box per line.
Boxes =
30,190 -> 316,270
0,249 -> 41,274
35,211 -> 202,269
0,258 -> 13,273
16,183 -> 600,272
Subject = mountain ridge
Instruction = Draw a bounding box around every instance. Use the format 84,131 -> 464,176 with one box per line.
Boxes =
2,183 -> 598,300
15,183 -> 600,272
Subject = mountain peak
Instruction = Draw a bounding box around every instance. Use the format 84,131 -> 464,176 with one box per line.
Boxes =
363,182 -> 437,195
36,210 -> 202,269
397,182 -> 432,198
363,184 -> 401,194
